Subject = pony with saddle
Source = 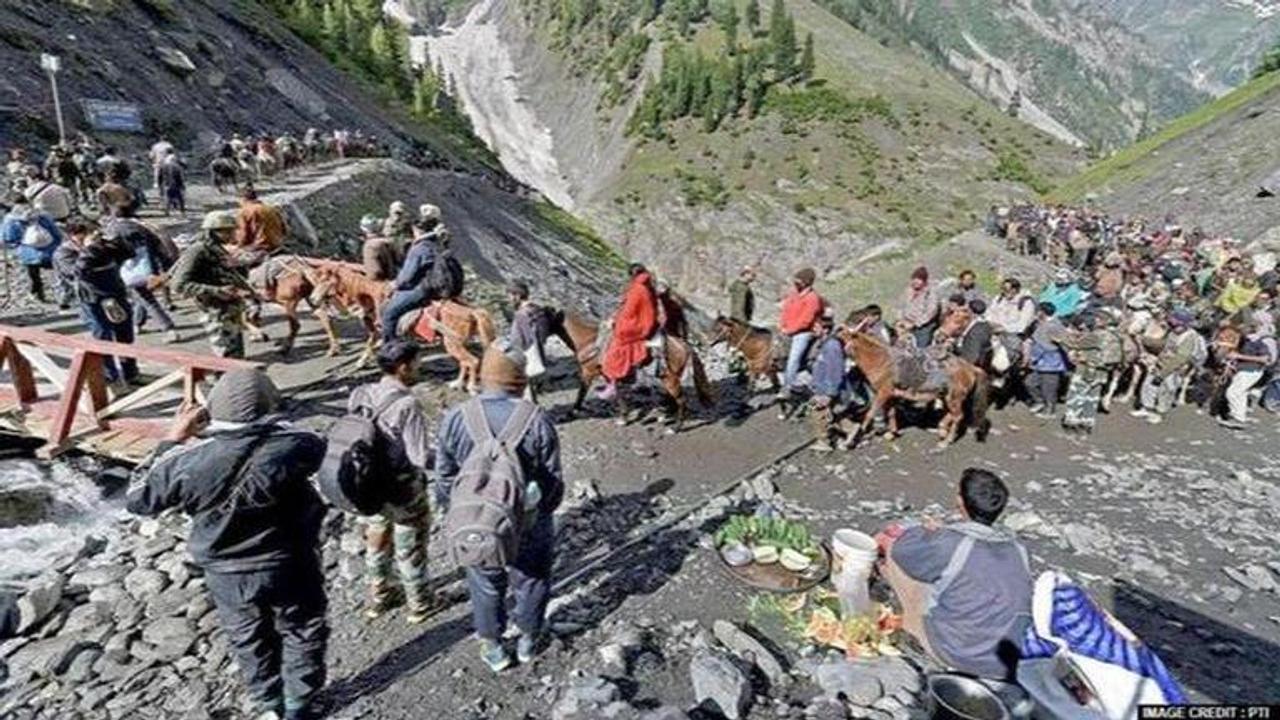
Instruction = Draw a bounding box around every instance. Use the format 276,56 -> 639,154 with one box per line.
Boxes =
708,316 -> 782,395
548,310 -> 713,431
839,312 -> 991,448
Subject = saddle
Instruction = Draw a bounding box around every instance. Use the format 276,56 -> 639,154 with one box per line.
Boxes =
408,302 -> 445,343
891,345 -> 948,393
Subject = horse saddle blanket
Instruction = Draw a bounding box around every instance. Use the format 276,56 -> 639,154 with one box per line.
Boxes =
892,346 -> 947,393
409,303 -> 444,343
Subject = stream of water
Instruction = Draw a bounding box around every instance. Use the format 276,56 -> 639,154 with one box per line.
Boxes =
0,458 -> 127,588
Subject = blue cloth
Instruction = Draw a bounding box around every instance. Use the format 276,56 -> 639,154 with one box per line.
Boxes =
464,513 -> 554,641
392,237 -> 438,291
0,210 -> 62,266
784,331 -> 815,392
1038,283 -> 1085,318
810,336 -> 849,399
434,391 -> 564,516
1029,339 -> 1067,373
380,286 -> 427,343
1020,579 -> 1186,704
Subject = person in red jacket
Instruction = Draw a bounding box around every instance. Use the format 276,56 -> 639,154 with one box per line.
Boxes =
599,264 -> 660,400
779,267 -> 824,413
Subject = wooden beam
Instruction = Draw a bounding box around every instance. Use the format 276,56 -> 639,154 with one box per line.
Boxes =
43,350 -> 92,456
97,369 -> 184,420
21,345 -> 67,390
0,337 -> 38,403
0,323 -> 261,374
83,355 -> 109,429
183,367 -> 204,407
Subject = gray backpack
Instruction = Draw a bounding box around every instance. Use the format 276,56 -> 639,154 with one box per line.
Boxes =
444,398 -> 540,568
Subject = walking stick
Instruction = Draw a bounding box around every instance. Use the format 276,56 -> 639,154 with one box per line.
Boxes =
0,243 -> 13,311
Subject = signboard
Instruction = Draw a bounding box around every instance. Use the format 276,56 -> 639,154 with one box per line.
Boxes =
81,99 -> 144,133
40,53 -> 60,73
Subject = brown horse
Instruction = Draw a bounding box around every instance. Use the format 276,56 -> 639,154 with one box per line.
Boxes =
838,325 -> 991,448
399,300 -> 498,392
549,310 -> 714,431
307,264 -> 392,361
245,257 -> 319,356
708,316 -> 781,393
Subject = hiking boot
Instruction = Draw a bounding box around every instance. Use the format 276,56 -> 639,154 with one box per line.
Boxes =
1146,414 -> 1163,425
596,383 -> 617,401
1027,404 -> 1046,415
1129,408 -> 1151,418
125,374 -> 150,388
810,441 -> 835,453
479,639 -> 512,673
1217,418 -> 1247,430
406,596 -> 447,625
516,634 -> 540,664
364,591 -> 403,620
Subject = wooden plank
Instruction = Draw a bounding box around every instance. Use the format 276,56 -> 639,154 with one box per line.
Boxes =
0,337 -> 38,403
20,346 -> 67,390
42,350 -> 92,457
0,323 -> 261,374
83,355 -> 109,430
97,369 -> 185,421
183,367 -> 204,407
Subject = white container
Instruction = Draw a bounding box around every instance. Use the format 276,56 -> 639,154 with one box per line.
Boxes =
831,529 -> 878,618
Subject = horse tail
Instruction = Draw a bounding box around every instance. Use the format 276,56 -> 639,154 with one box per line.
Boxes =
689,346 -> 715,407
970,367 -> 992,442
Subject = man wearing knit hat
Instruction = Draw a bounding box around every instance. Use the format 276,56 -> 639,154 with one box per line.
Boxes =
348,340 -> 442,623
127,369 -> 329,720
435,343 -> 564,672
359,214 -> 398,281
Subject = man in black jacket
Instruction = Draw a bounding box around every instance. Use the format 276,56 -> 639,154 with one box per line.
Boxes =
57,218 -> 140,393
127,369 -> 328,720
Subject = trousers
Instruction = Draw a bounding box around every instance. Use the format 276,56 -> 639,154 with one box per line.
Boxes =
1028,371 -> 1062,413
464,513 -> 555,641
381,287 -> 428,343
1226,369 -> 1263,422
783,331 -> 814,393
1062,368 -> 1105,429
204,562 -> 328,716
131,285 -> 175,331
1138,372 -> 1183,415
79,298 -> 138,382
365,485 -> 433,611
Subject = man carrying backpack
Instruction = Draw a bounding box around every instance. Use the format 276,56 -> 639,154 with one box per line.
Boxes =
345,340 -> 442,623
435,343 -> 563,672
0,192 -> 62,304
126,369 -> 329,720
380,217 -> 443,343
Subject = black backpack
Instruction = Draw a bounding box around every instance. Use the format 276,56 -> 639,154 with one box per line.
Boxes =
317,391 -> 408,515
424,247 -> 465,300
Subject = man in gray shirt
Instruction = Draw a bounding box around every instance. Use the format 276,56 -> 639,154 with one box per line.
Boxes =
348,340 -> 441,623
879,468 -> 1032,679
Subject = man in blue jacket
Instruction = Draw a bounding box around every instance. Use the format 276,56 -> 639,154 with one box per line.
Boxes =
380,217 -> 441,342
435,344 -> 563,672
0,192 -> 62,304
807,314 -> 856,452
127,369 -> 328,720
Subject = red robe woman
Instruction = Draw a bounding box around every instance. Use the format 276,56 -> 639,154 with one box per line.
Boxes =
599,265 -> 659,398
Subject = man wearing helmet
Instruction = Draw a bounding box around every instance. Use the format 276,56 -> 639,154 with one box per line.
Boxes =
170,210 -> 253,358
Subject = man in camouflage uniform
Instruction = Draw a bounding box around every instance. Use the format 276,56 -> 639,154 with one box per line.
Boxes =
348,340 -> 441,623
169,211 -> 250,358
1060,312 -> 1122,433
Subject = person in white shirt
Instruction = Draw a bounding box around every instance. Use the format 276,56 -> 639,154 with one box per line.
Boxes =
22,168 -> 74,222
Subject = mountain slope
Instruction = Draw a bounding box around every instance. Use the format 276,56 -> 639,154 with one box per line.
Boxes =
0,0 -> 620,299
1050,70 -> 1280,244
407,0 -> 1082,307
810,0 -> 1212,150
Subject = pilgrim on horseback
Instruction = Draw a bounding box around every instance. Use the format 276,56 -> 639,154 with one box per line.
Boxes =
381,213 -> 445,344
778,267 -> 825,416
598,263 -> 662,402
899,266 -> 939,349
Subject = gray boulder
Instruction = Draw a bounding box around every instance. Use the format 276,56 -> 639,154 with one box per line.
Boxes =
802,658 -> 885,706
16,573 -> 65,635
690,650 -> 752,720
140,616 -> 196,662
712,620 -> 788,688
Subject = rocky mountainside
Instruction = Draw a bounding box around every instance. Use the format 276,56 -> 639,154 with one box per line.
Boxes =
402,0 -> 1082,310
813,0 -> 1217,150
1093,0 -> 1280,95
1050,70 -> 1280,245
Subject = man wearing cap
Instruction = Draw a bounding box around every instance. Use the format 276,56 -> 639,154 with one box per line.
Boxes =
808,313 -> 855,452
1132,310 -> 1205,424
103,207 -> 181,343
358,214 -> 398,281
436,344 -> 564,672
382,200 -> 414,255
779,267 -> 825,411
1024,302 -> 1068,417
899,266 -> 938,349
127,369 -> 328,720
349,340 -> 442,622
171,211 -> 252,357
728,266 -> 756,324
381,217 -> 443,343
956,299 -> 993,369
57,218 -> 142,393
235,187 -> 287,252
1059,312 -> 1114,434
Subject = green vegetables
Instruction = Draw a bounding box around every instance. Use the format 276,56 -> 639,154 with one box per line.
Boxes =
715,515 -> 817,555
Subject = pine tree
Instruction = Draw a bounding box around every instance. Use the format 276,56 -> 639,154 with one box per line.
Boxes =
291,0 -> 320,41
369,22 -> 394,79
338,0 -> 364,62
798,31 -> 815,81
771,12 -> 797,80
321,2 -> 341,53
745,0 -> 760,33
719,2 -> 739,48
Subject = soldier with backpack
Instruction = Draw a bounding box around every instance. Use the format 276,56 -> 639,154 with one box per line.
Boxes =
335,340 -> 443,623
435,343 -> 564,672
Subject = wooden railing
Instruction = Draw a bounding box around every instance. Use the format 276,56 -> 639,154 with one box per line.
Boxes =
0,323 -> 259,460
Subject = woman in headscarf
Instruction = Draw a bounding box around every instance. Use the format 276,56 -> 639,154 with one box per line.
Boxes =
599,264 -> 659,400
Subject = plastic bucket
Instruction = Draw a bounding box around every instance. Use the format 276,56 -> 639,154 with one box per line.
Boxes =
831,529 -> 878,566
926,674 -> 1011,720
831,529 -> 879,616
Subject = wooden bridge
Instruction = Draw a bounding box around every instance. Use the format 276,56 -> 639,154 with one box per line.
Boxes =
0,323 -> 259,463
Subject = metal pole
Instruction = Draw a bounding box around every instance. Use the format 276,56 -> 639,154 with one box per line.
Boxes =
48,69 -> 66,145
